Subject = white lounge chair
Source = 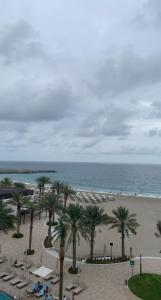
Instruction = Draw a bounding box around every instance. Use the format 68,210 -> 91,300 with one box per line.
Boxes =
50,277 -> 60,284
10,277 -> 22,286
0,272 -> 9,278
17,281 -> 29,288
65,283 -> 78,291
73,286 -> 84,295
3,274 -> 14,281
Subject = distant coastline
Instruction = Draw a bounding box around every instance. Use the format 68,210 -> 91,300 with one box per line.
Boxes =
0,168 -> 56,174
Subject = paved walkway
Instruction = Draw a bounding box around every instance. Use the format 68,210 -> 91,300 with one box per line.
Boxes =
0,212 -> 161,299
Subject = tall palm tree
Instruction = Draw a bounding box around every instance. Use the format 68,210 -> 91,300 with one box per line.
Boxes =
108,206 -> 139,258
52,181 -> 64,195
61,184 -> 75,209
41,192 -> 62,245
53,217 -> 69,300
0,199 -> 15,233
35,176 -> 51,197
83,205 -> 109,261
23,198 -> 39,255
65,203 -> 87,273
10,192 -> 25,236
0,177 -> 13,188
14,182 -> 25,189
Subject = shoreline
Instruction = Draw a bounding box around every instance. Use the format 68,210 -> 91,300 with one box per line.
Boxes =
23,182 -> 161,199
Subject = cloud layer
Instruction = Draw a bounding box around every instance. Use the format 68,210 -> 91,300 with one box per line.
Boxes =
0,1 -> 161,163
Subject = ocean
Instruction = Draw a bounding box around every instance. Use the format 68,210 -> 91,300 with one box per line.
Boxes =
0,161 -> 161,197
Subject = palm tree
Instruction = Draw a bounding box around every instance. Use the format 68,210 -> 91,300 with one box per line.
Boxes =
23,198 -> 39,255
61,184 -> 75,209
0,199 -> 15,233
0,177 -> 13,188
65,203 -> 87,273
14,182 -> 25,189
10,192 -> 25,236
108,206 -> 139,258
53,217 -> 69,300
35,176 -> 51,197
41,192 -> 62,246
83,205 -> 109,261
52,181 -> 64,195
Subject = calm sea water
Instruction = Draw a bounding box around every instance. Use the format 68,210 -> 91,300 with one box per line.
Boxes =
0,161 -> 161,197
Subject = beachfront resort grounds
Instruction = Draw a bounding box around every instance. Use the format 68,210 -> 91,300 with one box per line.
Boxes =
1,183 -> 161,299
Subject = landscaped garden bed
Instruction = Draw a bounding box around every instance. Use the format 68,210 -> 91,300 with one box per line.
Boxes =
86,256 -> 129,264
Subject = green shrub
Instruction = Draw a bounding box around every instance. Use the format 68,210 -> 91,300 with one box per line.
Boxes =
46,221 -> 58,226
25,249 -> 35,255
44,236 -> 53,248
12,232 -> 24,239
68,266 -> 79,274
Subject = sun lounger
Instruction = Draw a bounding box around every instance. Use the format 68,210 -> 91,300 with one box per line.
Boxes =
65,283 -> 78,291
10,277 -> 22,286
50,277 -> 60,284
35,289 -> 44,297
0,272 -> 9,278
16,281 -> 29,288
26,282 -> 38,294
3,274 -> 14,281
26,288 -> 35,294
14,262 -> 23,268
44,273 -> 54,280
21,264 -> 31,270
73,286 -> 83,295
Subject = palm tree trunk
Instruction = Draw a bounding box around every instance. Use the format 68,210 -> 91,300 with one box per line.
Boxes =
59,245 -> 64,300
73,230 -> 77,271
90,228 -> 95,261
28,211 -> 33,252
64,195 -> 68,209
52,208 -> 55,223
17,205 -> 21,234
121,223 -> 125,258
48,209 -> 52,243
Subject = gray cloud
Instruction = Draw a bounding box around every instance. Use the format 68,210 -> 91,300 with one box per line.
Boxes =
89,50 -> 161,97
134,0 -> 161,27
0,20 -> 48,64
0,1 -> 161,162
78,105 -> 132,138
0,83 -> 75,122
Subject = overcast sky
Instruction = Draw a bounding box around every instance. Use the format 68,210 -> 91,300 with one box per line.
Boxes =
0,0 -> 161,163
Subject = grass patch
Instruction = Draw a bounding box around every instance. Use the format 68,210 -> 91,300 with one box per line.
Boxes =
12,232 -> 24,239
128,273 -> 161,300
44,236 -> 53,248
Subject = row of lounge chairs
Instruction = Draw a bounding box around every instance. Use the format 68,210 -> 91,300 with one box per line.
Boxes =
71,193 -> 115,204
0,271 -> 29,288
65,282 -> 86,295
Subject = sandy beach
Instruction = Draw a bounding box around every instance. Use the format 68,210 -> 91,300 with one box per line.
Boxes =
59,193 -> 161,259
1,192 -> 161,299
